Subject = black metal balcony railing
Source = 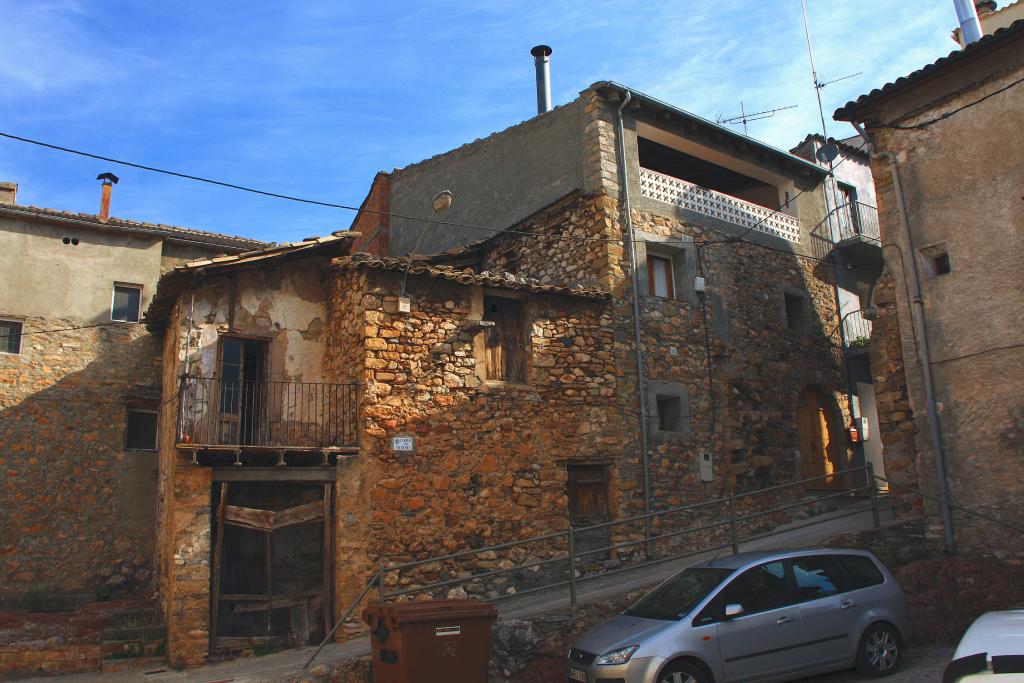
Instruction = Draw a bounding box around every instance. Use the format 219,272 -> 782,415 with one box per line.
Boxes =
835,200 -> 880,243
177,377 -> 358,449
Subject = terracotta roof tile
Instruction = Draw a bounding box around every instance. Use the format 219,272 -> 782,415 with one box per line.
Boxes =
834,19 -> 1024,121
333,253 -> 610,300
0,203 -> 266,250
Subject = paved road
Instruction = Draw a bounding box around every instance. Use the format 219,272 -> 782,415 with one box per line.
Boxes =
797,644 -> 953,682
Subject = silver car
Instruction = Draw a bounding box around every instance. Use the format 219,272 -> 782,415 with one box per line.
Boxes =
567,549 -> 910,683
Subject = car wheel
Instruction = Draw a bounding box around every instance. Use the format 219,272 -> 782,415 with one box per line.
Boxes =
659,660 -> 711,683
856,622 -> 902,677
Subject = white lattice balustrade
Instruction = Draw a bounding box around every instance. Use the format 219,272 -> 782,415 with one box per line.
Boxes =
639,168 -> 801,242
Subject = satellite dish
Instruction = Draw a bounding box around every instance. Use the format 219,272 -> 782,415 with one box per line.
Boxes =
816,142 -> 839,164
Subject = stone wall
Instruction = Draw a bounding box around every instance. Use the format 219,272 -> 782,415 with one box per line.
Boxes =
0,317 -> 159,597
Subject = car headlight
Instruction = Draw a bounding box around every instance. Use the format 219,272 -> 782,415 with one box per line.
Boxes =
595,645 -> 639,665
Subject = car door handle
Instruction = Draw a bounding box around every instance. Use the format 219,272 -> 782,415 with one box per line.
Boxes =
840,599 -> 856,610
777,616 -> 793,625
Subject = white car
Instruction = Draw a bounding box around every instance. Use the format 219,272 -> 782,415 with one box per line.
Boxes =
943,610 -> 1024,682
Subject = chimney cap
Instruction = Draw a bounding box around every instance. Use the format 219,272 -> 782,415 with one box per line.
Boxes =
530,45 -> 552,58
96,172 -> 119,184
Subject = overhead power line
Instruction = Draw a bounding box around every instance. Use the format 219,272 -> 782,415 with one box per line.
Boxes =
0,129 -> 875,276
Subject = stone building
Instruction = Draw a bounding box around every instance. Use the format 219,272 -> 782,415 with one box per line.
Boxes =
0,179 -> 263,606
145,82 -> 867,666
791,133 -> 887,485
834,19 -> 1024,553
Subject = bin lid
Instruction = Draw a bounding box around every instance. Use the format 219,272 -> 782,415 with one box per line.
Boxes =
363,599 -> 497,625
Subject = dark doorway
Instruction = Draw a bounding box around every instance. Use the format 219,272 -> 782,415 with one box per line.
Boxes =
210,481 -> 333,655
219,338 -> 268,446
567,464 -> 611,561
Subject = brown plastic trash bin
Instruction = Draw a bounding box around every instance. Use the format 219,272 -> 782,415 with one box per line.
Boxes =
362,599 -> 498,683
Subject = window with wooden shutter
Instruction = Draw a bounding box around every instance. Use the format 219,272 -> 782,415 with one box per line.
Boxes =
483,296 -> 526,383
647,255 -> 674,299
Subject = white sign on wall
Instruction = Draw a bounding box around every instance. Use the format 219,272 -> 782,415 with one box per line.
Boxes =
392,435 -> 415,452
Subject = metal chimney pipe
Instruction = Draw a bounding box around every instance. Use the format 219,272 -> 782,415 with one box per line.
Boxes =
953,0 -> 984,45
96,172 -> 119,223
531,45 -> 552,114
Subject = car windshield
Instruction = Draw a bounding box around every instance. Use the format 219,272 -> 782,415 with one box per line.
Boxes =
624,567 -> 733,621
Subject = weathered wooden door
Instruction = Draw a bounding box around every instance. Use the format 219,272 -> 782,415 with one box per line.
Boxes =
567,465 -> 611,560
210,481 -> 333,655
797,388 -> 838,487
219,338 -> 268,446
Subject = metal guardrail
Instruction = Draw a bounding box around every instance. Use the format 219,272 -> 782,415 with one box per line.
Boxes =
379,464 -> 876,607
305,466 -> 1024,670
835,200 -> 880,243
177,376 -> 358,449
842,309 -> 873,348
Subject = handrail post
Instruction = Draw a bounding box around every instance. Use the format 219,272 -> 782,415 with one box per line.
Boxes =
728,494 -> 739,554
867,463 -> 881,530
567,527 -> 577,608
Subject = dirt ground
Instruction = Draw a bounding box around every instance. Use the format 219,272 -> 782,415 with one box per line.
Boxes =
0,596 -> 154,645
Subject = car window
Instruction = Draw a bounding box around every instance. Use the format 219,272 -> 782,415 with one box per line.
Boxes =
717,561 -> 790,615
792,555 -> 850,600
839,554 -> 885,589
626,567 -> 733,621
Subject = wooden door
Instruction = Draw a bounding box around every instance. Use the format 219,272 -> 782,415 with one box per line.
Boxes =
219,338 -> 268,445
210,482 -> 333,654
797,388 -> 838,487
567,465 -> 611,559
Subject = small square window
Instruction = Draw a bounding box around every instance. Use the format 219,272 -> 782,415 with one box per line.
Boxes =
656,395 -> 683,432
125,409 -> 157,451
111,284 -> 142,323
920,243 -> 952,278
1,319 -> 23,354
785,293 -> 808,331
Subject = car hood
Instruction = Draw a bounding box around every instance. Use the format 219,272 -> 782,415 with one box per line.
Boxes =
572,613 -> 674,657
954,610 -> 1024,659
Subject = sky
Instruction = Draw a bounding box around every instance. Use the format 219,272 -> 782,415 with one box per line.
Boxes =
0,1 -> 959,243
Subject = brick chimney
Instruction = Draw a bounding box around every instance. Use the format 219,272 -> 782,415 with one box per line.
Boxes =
96,172 -> 119,222
0,182 -> 16,205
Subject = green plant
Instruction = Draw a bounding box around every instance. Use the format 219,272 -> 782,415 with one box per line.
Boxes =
95,583 -> 112,602
850,335 -> 871,349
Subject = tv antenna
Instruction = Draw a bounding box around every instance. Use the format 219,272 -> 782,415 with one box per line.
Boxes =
717,101 -> 798,136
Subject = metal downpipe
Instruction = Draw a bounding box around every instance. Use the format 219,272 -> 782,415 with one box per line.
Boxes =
615,91 -> 653,543
852,122 -> 956,554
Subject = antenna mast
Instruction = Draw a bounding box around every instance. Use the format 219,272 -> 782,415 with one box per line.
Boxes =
718,101 -> 798,136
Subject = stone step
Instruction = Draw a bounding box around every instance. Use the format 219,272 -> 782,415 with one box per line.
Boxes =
102,655 -> 167,673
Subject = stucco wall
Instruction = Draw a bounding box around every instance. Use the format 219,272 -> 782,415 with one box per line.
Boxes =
0,215 -> 163,321
863,52 -> 1024,551
388,98 -> 585,255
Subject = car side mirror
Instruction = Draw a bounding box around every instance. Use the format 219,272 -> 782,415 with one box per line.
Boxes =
724,603 -> 744,619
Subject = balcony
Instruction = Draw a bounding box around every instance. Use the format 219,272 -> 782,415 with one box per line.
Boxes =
638,167 -> 801,242
176,377 -> 359,452
842,310 -> 873,352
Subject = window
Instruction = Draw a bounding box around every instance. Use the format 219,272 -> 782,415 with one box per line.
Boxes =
920,242 -> 952,278
647,255 -> 675,299
125,408 -> 158,451
625,567 -> 733,622
785,292 -> 808,331
839,554 -> 884,589
483,296 -> 526,383
656,395 -> 683,432
718,561 -> 791,615
0,319 -> 23,354
111,284 -> 142,322
792,555 -> 850,600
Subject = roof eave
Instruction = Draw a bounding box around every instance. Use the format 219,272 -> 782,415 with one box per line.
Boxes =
593,82 -> 828,178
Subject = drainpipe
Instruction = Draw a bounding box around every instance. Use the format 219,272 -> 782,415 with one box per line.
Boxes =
614,91 -> 653,543
852,122 -> 956,555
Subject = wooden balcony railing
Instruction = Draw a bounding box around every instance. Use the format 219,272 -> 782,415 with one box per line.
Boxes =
177,377 -> 358,450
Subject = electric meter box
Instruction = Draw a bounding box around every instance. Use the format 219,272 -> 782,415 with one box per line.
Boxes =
700,453 -> 714,482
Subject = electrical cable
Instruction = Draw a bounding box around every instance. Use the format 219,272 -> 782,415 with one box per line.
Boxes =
873,74 -> 1024,130
0,320 -> 135,340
